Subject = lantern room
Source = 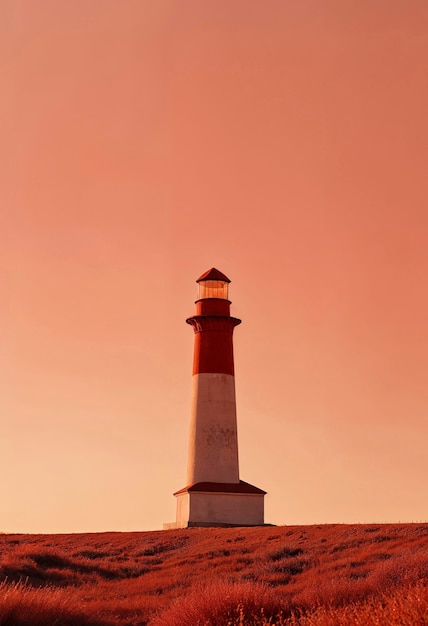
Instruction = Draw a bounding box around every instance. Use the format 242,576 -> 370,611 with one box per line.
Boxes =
194,268 -> 232,317
196,268 -> 230,300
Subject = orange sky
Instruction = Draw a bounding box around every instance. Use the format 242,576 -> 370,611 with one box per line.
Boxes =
2,0 -> 428,532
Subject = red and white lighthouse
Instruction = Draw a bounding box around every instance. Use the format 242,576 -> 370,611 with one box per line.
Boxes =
165,268 -> 266,528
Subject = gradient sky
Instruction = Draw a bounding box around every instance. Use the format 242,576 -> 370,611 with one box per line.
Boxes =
2,0 -> 428,533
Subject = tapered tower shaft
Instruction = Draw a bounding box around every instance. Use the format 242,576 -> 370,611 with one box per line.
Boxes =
186,269 -> 241,484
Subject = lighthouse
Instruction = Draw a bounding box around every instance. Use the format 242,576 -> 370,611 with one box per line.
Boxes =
164,268 -> 266,529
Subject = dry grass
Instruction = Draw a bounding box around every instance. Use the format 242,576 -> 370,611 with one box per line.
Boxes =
287,581 -> 428,626
0,579 -> 109,626
149,580 -> 287,626
0,523 -> 426,625
150,581 -> 428,625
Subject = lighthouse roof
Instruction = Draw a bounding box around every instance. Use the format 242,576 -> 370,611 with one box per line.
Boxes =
174,480 -> 266,496
197,267 -> 231,283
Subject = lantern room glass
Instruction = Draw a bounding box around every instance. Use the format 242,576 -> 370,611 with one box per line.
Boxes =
198,280 -> 229,300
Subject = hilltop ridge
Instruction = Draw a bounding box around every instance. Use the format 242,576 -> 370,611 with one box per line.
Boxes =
1,523 -> 427,625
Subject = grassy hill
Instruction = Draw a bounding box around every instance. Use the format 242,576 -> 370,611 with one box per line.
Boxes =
0,523 -> 427,625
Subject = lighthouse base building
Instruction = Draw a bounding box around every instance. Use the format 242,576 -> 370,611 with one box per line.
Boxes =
164,269 -> 266,529
166,482 -> 265,529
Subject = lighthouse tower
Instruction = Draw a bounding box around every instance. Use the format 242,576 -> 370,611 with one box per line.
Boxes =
164,268 -> 265,529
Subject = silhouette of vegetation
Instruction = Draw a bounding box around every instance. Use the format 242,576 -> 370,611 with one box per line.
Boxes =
0,524 -> 426,625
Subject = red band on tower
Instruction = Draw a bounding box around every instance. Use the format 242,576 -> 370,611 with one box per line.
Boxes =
186,268 -> 241,375
187,314 -> 241,375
